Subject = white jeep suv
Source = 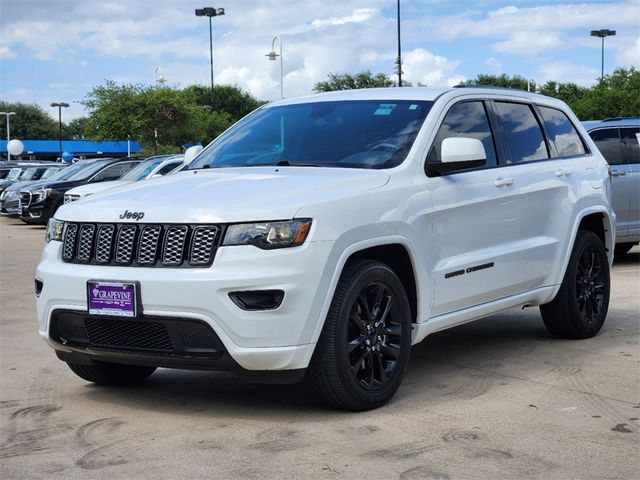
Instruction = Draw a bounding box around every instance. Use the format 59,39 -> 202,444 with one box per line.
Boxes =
36,87 -> 614,410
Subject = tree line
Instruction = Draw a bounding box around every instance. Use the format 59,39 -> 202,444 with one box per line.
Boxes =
2,67 -> 637,154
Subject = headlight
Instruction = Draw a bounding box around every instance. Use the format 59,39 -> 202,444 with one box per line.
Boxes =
223,219 -> 312,249
31,188 -> 52,203
0,190 -> 6,200
45,218 -> 65,243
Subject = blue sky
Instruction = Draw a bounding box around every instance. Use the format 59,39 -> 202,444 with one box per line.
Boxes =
0,0 -> 638,120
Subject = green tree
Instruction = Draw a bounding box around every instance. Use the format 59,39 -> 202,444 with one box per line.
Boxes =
63,117 -> 89,139
313,71 -> 400,92
182,84 -> 264,120
0,101 -> 58,139
571,67 -> 640,120
463,74 -> 531,90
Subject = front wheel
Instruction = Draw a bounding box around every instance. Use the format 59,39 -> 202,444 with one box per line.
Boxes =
540,231 -> 610,339
308,260 -> 412,411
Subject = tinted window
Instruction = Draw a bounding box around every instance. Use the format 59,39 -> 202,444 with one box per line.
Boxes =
189,101 -> 433,170
428,101 -> 497,168
495,102 -> 548,164
589,128 -> 621,165
621,127 -> 640,165
538,106 -> 586,157
93,162 -> 138,182
156,161 -> 182,175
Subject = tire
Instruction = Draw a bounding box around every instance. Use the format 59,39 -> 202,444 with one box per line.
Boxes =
540,230 -> 610,339
66,361 -> 156,386
614,243 -> 635,256
308,260 -> 412,411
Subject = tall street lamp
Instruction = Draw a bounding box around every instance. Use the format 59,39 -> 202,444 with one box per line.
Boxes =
590,29 -> 616,79
195,7 -> 225,111
0,111 -> 16,160
395,0 -> 402,87
266,36 -> 284,99
50,102 -> 69,162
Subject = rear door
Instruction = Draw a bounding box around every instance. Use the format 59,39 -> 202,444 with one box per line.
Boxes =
621,127 -> 640,240
588,128 -> 631,239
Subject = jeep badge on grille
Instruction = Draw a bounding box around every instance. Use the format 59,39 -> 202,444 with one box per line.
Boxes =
119,210 -> 145,221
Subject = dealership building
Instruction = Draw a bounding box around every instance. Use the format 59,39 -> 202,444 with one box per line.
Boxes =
0,139 -> 141,161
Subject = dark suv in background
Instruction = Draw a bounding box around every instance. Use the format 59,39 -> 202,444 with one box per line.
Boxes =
583,118 -> 639,254
19,157 -> 141,224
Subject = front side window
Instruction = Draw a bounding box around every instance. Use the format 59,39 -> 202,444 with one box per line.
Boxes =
189,100 -> 433,170
93,161 -> 138,182
588,128 -> 621,165
494,102 -> 549,164
538,106 -> 586,157
427,100 -> 498,169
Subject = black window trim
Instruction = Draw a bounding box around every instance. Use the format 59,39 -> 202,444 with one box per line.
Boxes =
424,99 -> 502,178
533,104 -> 591,160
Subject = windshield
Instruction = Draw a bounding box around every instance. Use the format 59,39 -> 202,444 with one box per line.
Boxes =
7,168 -> 22,180
66,160 -> 110,181
40,166 -> 65,180
121,158 -> 166,181
188,100 -> 433,170
19,168 -> 39,180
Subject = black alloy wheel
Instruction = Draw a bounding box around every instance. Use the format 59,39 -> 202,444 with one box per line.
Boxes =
575,245 -> 607,327
308,260 -> 412,411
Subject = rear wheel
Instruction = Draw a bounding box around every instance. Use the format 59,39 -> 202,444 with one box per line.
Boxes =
66,361 -> 156,385
308,260 -> 412,411
540,231 -> 610,339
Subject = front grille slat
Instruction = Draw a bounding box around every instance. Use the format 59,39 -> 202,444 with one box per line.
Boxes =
61,222 -> 220,268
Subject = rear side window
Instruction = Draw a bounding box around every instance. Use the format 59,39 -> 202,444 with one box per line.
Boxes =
494,102 -> 549,164
538,106 -> 586,157
427,101 -> 498,168
621,127 -> 640,165
589,128 -> 621,165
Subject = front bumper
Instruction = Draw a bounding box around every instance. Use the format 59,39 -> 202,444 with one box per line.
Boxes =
36,239 -> 335,372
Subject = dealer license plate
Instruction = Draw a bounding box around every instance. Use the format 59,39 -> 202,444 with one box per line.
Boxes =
87,281 -> 138,317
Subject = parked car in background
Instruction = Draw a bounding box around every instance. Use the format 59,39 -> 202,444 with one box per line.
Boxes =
583,118 -> 639,254
1,162 -> 89,217
0,163 -> 53,194
63,155 -> 183,204
19,157 -> 141,224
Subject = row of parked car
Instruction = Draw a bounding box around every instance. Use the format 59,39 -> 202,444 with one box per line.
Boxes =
0,147 -> 202,225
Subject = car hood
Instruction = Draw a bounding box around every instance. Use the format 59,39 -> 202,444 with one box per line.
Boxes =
22,179 -> 86,192
66,180 -> 133,197
56,167 -> 390,223
4,179 -> 43,192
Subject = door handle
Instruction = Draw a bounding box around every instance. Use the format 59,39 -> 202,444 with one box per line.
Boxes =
610,170 -> 626,177
494,177 -> 514,187
555,169 -> 571,177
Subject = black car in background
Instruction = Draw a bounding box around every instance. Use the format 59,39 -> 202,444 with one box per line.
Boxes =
19,157 -> 141,224
0,163 -> 87,217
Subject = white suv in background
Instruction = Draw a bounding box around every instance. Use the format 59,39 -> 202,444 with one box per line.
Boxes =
36,87 -> 614,410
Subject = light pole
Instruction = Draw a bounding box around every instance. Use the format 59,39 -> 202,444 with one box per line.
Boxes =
266,36 -> 284,99
395,0 -> 402,87
195,7 -> 225,111
155,66 -> 166,86
590,29 -> 616,79
50,102 -> 69,162
0,111 -> 16,160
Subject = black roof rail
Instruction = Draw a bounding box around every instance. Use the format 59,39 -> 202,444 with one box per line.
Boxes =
453,84 -> 531,92
601,117 -> 640,122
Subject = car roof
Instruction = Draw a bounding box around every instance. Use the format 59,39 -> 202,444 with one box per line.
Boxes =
582,117 -> 640,130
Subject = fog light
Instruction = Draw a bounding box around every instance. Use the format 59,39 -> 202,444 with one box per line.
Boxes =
34,279 -> 43,297
229,290 -> 284,311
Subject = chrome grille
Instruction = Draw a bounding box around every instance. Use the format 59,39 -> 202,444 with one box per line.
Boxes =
162,226 -> 188,265
137,226 -> 162,264
77,224 -> 95,262
60,222 -> 221,267
62,224 -> 79,260
19,191 -> 31,208
114,225 -> 137,264
95,225 -> 115,263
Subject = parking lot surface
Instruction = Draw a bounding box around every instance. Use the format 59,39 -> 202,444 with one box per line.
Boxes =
1,216 -> 638,479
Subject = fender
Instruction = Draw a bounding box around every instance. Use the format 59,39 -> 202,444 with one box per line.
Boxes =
545,205 -> 615,304
307,234 -> 423,347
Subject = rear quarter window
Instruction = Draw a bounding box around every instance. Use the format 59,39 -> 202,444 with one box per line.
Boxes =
537,106 -> 586,157
588,128 -> 621,165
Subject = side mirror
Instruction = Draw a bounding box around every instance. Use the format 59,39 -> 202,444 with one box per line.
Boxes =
183,145 -> 204,165
429,137 -> 486,175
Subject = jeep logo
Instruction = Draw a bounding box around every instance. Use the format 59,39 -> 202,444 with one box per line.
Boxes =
119,210 -> 145,221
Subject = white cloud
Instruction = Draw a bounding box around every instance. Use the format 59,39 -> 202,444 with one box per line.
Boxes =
401,49 -> 464,87
311,8 -> 377,28
485,57 -> 502,73
494,32 -> 565,55
538,62 -> 600,86
0,46 -> 16,59
616,36 -> 640,67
